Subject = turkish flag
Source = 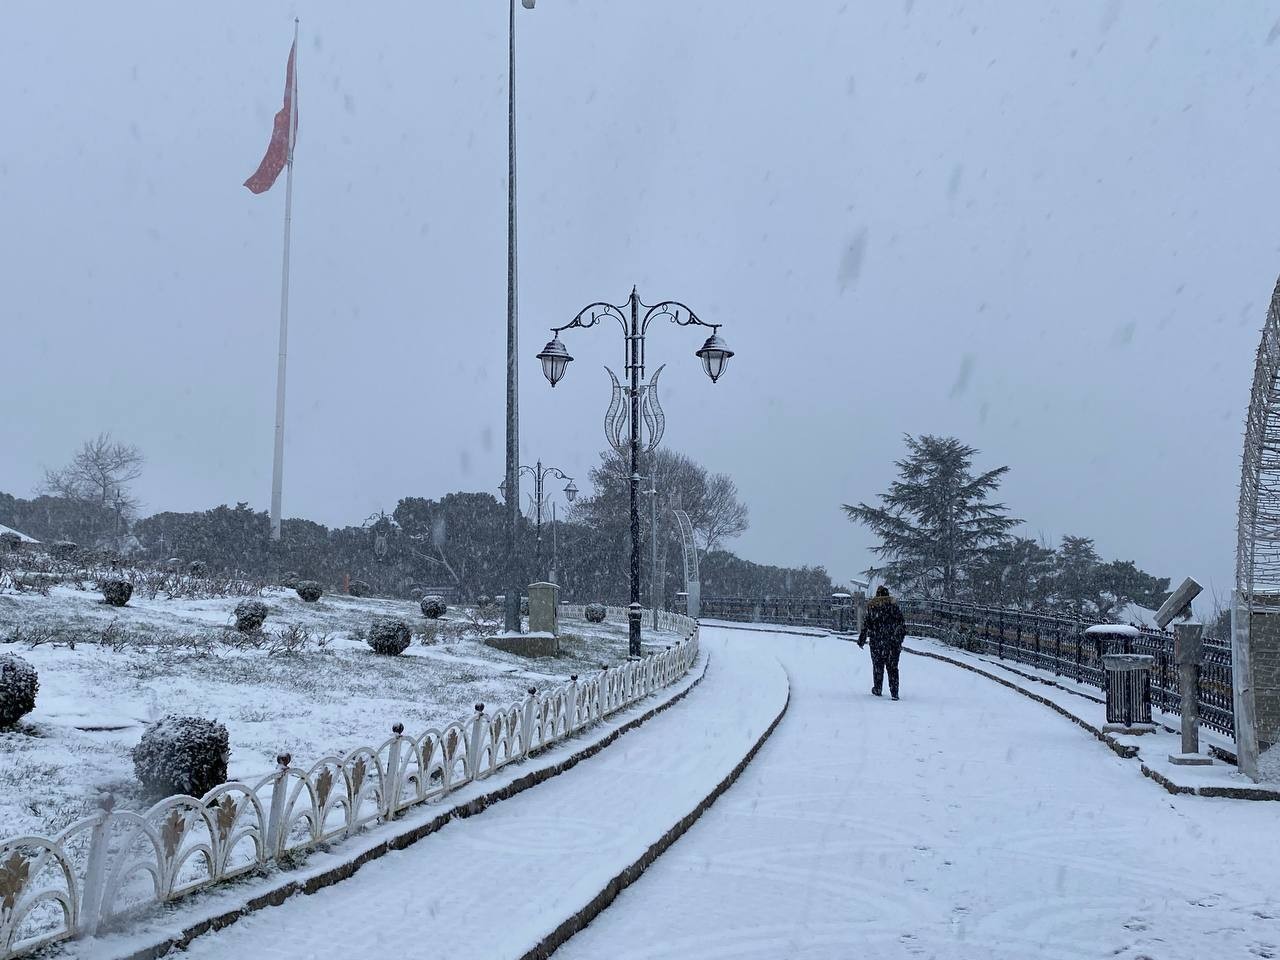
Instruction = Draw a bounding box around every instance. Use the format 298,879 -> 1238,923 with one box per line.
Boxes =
244,38 -> 297,195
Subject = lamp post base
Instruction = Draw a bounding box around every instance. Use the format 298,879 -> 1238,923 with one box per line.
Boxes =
628,602 -> 643,658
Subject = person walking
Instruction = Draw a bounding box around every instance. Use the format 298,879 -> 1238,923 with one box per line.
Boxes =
858,586 -> 906,700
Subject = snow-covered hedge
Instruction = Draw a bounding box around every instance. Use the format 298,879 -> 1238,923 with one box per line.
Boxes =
233,599 -> 269,633
368,617 -> 411,656
585,603 -> 607,623
420,596 -> 447,619
51,540 -> 78,559
132,715 -> 230,797
295,580 -> 323,603
280,571 -> 301,590
0,654 -> 38,727
348,579 -> 371,598
101,579 -> 133,607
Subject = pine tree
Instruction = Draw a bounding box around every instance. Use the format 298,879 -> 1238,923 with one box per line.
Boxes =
844,435 -> 1020,599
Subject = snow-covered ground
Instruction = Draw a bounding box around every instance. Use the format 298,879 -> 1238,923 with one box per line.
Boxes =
555,628 -> 1280,960
0,580 -> 673,839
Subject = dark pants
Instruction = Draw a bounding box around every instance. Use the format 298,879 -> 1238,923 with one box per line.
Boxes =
870,640 -> 901,696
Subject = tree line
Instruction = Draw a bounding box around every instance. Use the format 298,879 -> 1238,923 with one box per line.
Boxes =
2,435 -> 837,604
845,435 -> 1170,620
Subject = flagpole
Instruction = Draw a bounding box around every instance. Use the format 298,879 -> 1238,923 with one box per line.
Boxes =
270,19 -> 299,542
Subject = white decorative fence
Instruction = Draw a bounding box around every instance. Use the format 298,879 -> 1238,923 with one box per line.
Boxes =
0,617 -> 698,959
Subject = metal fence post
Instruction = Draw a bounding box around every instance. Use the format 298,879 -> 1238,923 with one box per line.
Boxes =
521,687 -> 537,757
466,706 -> 486,781
567,676 -> 579,734
385,723 -> 405,816
265,752 -> 291,856
77,793 -> 115,939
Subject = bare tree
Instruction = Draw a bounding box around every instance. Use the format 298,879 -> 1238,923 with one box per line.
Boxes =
700,472 -> 749,552
42,433 -> 145,515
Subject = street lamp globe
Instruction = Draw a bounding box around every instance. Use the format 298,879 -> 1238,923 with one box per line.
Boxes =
537,337 -> 573,387
695,330 -> 734,383
564,480 -> 579,503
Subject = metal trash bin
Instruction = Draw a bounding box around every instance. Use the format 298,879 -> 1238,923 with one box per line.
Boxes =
1102,653 -> 1156,733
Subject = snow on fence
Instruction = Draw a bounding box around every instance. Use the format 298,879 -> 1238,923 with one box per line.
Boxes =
0,615 -> 699,959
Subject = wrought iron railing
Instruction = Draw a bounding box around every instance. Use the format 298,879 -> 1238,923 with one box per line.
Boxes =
898,600 -> 1234,738
702,594 -> 1234,739
0,614 -> 699,960
700,596 -> 846,631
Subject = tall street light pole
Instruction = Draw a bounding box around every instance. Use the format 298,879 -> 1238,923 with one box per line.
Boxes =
504,0 -> 536,633
538,288 -> 735,656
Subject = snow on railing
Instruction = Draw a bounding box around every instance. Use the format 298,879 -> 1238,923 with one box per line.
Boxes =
0,615 -> 699,959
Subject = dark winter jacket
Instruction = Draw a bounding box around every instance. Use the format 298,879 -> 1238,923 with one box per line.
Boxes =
859,594 -> 906,647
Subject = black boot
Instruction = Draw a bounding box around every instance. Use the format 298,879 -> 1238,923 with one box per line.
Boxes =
871,688 -> 882,697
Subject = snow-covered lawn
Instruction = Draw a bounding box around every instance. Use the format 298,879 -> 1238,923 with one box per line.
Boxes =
0,582 -> 670,839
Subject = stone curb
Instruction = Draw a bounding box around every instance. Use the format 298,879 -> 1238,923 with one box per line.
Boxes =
518,665 -> 793,960
903,645 -> 1278,803
99,653 -> 714,960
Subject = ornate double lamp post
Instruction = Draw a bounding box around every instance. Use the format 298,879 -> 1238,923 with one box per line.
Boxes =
500,462 -> 577,583
537,287 -> 734,656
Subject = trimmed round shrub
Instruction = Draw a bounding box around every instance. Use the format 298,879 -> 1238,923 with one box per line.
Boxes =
348,579 -> 371,598
102,580 -> 133,607
132,715 -> 230,798
295,580 -> 323,603
189,560 -> 207,575
368,617 -> 411,656
280,571 -> 301,590
0,655 -> 39,727
233,599 -> 269,633
420,596 -> 447,619
51,540 -> 78,560
585,603 -> 607,624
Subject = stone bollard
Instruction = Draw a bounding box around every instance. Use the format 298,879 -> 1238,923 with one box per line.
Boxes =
1169,622 -> 1212,765
1101,653 -> 1157,735
527,582 -> 560,638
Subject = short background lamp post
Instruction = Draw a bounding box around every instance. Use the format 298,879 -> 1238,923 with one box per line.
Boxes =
503,462 -> 576,583
538,287 -> 733,657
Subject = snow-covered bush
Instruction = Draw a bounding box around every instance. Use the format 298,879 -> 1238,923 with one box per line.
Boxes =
295,580 -> 323,603
0,532 -> 21,552
368,617 -> 411,656
189,560 -> 206,575
0,655 -> 38,727
132,715 -> 230,798
165,557 -> 184,572
420,596 -> 447,619
348,579 -> 371,598
233,599 -> 269,633
280,571 -> 301,590
102,579 -> 133,607
585,603 -> 607,624
51,540 -> 78,560
476,594 -> 492,608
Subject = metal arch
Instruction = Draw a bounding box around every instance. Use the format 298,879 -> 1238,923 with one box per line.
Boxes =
639,298 -> 716,335
1237,274 -> 1280,610
673,509 -> 699,587
552,301 -> 629,337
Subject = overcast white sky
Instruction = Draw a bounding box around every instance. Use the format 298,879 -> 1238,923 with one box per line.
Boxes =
3,1 -> 1278,599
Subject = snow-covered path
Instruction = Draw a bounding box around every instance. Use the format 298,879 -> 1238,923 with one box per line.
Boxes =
144,630 -> 788,960
556,628 -> 1280,960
